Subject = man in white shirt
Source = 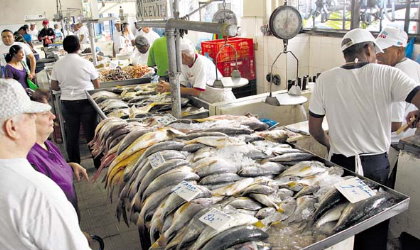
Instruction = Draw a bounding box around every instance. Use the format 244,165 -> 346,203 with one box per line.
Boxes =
1,29 -> 36,78
376,27 -> 419,143
131,35 -> 150,66
74,23 -> 90,44
0,78 -> 90,250
308,28 -> 420,250
135,26 -> 160,46
156,40 -> 236,103
112,19 -> 122,56
28,23 -> 39,41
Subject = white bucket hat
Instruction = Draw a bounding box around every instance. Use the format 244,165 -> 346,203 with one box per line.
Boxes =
375,26 -> 408,50
341,28 -> 383,53
0,79 -> 50,120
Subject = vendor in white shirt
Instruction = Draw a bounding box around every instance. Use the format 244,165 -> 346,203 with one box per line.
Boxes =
308,29 -> 420,250
130,35 -> 149,66
74,23 -> 89,45
156,40 -> 236,103
375,27 -> 419,144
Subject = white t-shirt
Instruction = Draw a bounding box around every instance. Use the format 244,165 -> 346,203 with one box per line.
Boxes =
120,33 -> 135,54
28,28 -> 38,41
75,25 -> 90,44
130,49 -> 149,66
309,63 -> 419,157
136,29 -> 160,46
390,58 -> 420,143
180,54 -> 236,103
0,158 -> 90,250
51,53 -> 99,100
0,42 -> 33,68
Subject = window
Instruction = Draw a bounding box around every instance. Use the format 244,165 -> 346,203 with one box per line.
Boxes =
294,0 -> 419,35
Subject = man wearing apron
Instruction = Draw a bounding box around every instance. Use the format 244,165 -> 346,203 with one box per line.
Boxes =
308,28 -> 420,250
156,40 -> 236,104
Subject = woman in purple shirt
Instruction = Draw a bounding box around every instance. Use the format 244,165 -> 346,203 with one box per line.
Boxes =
4,45 -> 31,89
27,90 -> 89,217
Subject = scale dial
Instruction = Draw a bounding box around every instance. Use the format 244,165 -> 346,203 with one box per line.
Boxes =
269,5 -> 302,40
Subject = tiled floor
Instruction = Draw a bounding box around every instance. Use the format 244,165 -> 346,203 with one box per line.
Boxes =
74,146 -> 140,250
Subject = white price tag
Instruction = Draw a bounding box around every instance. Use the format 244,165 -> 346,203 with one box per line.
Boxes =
157,114 -> 177,126
172,181 -> 202,202
148,152 -> 165,169
199,208 -> 232,230
335,177 -> 377,203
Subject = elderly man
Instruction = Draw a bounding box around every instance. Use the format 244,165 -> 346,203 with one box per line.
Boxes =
0,29 -> 36,78
131,35 -> 150,66
28,23 -> 39,41
0,79 -> 90,249
156,40 -> 236,103
308,28 -> 420,250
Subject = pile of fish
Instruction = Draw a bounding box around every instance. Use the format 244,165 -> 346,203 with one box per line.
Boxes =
89,83 -> 208,119
99,65 -> 153,82
90,115 -> 401,250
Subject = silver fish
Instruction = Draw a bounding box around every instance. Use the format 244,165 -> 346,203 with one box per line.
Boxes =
315,202 -> 348,229
228,197 -> 263,211
268,152 -> 313,162
199,173 -> 242,185
239,162 -> 285,177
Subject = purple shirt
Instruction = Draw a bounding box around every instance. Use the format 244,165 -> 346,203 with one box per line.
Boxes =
4,64 -> 28,89
27,140 -> 77,207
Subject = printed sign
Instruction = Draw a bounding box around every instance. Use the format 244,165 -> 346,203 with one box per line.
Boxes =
172,181 -> 201,202
148,152 -> 165,169
136,0 -> 168,20
157,114 -> 177,126
199,208 -> 232,230
335,177 -> 377,203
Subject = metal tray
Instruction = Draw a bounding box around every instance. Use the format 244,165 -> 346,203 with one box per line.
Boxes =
86,88 -> 210,120
100,77 -> 152,89
291,147 -> 410,250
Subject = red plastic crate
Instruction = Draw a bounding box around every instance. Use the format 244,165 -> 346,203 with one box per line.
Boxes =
217,57 -> 256,80
201,37 -> 254,63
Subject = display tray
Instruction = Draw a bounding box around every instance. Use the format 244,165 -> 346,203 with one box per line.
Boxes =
86,87 -> 210,120
99,77 -> 152,89
289,146 -> 410,250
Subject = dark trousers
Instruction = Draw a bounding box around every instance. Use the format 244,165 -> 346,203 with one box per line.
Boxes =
331,153 -> 390,250
61,99 -> 97,164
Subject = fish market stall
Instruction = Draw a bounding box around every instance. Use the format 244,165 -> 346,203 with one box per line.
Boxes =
89,115 -> 409,250
389,133 -> 420,242
86,83 -> 210,121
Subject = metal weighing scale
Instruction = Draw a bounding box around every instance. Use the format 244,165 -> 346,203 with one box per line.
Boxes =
265,2 -> 307,106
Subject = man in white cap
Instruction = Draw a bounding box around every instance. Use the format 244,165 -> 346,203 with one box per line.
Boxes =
156,39 -> 236,103
376,27 -> 419,143
375,27 -> 420,183
0,79 -> 90,249
308,28 -> 420,250
112,19 -> 122,57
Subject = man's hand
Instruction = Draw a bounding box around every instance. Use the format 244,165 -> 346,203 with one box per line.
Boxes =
68,162 -> 89,181
28,73 -> 35,80
156,81 -> 170,93
406,110 -> 419,128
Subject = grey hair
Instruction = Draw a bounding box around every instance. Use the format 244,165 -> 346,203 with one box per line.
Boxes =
180,40 -> 195,57
134,35 -> 149,47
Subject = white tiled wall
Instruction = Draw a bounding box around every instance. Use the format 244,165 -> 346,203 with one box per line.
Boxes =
242,17 -> 419,95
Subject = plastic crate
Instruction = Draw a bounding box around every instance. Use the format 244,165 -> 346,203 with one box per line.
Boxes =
217,57 -> 256,80
201,37 -> 254,63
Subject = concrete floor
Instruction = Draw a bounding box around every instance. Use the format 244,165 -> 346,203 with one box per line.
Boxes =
74,146 -> 140,250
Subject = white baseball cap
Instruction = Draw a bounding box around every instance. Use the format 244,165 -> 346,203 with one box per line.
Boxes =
375,26 -> 408,50
0,79 -> 50,120
341,28 -> 383,53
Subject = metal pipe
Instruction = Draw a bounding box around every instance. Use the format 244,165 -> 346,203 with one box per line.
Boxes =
88,22 -> 97,66
166,28 -> 182,118
175,30 -> 182,72
166,19 -> 237,37
134,20 -> 166,29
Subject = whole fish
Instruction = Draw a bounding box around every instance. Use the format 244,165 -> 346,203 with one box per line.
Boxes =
192,147 -> 216,162
279,161 -> 327,178
182,143 -> 207,152
312,187 -> 345,222
177,131 -> 228,141
239,162 -> 285,177
333,192 -> 391,232
287,195 -> 317,223
315,202 -> 348,229
241,184 -> 276,196
201,225 -> 269,250
194,159 -> 237,177
142,167 -> 199,200
199,173 -> 242,185
228,197 -> 263,211
250,194 -> 279,209
190,211 -> 259,250
268,152 -> 313,162
212,178 -> 255,197
256,207 -> 276,219
185,136 -> 245,148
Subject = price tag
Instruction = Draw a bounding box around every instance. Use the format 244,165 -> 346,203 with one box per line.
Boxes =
157,114 -> 177,126
335,177 -> 377,203
199,208 -> 232,230
148,152 -> 165,169
172,181 -> 201,202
